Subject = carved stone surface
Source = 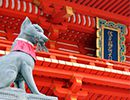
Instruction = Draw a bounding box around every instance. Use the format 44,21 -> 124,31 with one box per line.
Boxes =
0,88 -> 58,100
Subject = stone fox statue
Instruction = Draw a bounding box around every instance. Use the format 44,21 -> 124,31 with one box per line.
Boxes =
0,17 -> 48,95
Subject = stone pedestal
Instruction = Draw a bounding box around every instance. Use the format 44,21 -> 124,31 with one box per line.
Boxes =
0,88 -> 58,100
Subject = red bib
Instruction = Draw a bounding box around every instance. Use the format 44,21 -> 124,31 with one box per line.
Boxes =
12,40 -> 36,60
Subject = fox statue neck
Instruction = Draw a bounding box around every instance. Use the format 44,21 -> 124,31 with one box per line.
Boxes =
18,32 -> 37,45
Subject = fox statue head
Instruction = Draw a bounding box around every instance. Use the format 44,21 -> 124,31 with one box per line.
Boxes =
18,17 -> 49,52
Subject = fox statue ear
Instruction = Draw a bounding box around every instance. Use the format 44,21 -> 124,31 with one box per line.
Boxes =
21,17 -> 32,30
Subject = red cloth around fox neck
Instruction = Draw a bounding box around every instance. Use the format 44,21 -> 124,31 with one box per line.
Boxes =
12,38 -> 36,60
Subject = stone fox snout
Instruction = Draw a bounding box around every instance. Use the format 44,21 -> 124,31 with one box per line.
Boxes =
0,17 -> 48,95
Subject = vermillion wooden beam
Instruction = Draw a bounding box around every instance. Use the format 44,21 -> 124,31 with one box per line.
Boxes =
84,0 -> 91,6
70,77 -> 82,93
37,16 -> 51,30
87,0 -> 96,7
96,0 -> 109,9
116,3 -> 129,14
0,40 -> 130,99
122,6 -> 129,15
102,0 -> 116,10
0,8 -> 52,31
106,0 -> 122,12
112,0 -> 128,13
64,23 -> 95,33
0,33 -> 6,37
45,0 -> 129,25
50,6 -> 74,24
49,25 -> 59,40
92,0 -> 102,8
0,8 -> 37,20
0,40 -> 12,45
0,39 -> 130,68
5,29 -> 14,41
82,84 -> 130,98
34,67 -> 130,89
54,87 -> 88,98
34,76 -> 65,87
126,26 -> 130,43
48,24 -> 68,40
65,95 -> 77,100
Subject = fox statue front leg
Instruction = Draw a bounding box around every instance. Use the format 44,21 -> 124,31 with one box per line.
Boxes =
20,61 -> 44,95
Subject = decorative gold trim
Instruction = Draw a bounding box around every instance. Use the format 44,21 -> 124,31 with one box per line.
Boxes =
96,17 -> 100,29
96,17 -> 126,62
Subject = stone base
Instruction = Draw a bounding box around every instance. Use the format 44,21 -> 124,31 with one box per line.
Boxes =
0,88 -> 58,100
